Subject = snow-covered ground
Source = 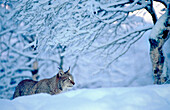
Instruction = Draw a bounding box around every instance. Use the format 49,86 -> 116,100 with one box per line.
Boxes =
1,84 -> 170,110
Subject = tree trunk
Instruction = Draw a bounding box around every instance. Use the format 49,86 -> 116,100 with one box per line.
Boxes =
149,7 -> 169,84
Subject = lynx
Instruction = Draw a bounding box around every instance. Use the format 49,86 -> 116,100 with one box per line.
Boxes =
13,67 -> 75,99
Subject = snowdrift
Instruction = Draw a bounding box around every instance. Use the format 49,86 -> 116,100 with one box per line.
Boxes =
1,85 -> 170,110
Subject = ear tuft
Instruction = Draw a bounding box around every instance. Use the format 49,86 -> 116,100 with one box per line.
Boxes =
64,67 -> 70,74
57,67 -> 64,78
57,73 -> 60,78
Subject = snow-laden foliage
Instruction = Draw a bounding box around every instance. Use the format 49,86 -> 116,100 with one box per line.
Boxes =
4,0 -> 152,58
1,84 -> 170,110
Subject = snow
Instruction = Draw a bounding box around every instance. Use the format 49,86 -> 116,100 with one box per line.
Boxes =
1,84 -> 170,110
149,11 -> 168,40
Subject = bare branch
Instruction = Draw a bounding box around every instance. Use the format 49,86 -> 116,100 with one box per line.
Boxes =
145,0 -> 158,24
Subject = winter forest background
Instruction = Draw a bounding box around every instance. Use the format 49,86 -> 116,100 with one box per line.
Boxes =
0,0 -> 170,99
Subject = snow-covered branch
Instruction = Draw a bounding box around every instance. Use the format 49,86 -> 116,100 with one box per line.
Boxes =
154,0 -> 168,7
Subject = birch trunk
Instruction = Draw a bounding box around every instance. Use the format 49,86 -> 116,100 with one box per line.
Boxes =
149,6 -> 170,84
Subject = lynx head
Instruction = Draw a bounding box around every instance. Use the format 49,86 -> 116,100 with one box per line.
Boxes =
57,67 -> 75,91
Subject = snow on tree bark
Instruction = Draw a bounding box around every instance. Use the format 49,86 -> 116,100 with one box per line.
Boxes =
149,5 -> 169,84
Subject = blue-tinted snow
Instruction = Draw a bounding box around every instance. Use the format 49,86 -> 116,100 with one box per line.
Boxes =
1,84 -> 170,110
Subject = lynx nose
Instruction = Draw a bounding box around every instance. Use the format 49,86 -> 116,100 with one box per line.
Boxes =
70,80 -> 75,85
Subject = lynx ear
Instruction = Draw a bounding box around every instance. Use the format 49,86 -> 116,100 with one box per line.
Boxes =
57,67 -> 64,78
64,67 -> 70,74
